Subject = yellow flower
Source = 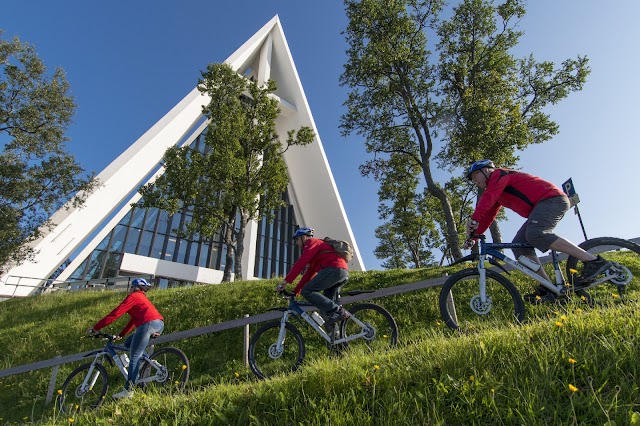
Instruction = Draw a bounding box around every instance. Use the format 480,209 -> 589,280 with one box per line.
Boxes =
569,268 -> 578,275
560,315 -> 567,321
234,372 -> 240,378
535,295 -> 541,301
580,295 -> 586,301
568,358 -> 577,364
555,321 -> 563,327
175,381 -> 179,385
576,308 -> 582,313
612,293 -> 620,299
57,389 -> 63,395
383,334 -> 388,338
74,405 -> 79,410
373,365 -> 380,370
182,364 -> 187,370
69,418 -> 74,424
568,384 -> 579,393
469,375 -> 475,382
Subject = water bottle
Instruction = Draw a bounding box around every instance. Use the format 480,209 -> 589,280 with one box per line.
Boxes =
518,255 -> 541,272
119,353 -> 130,368
310,311 -> 325,326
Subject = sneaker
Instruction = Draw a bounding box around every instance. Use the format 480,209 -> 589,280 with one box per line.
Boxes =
576,256 -> 613,284
112,389 -> 134,399
324,306 -> 351,326
523,287 -> 557,304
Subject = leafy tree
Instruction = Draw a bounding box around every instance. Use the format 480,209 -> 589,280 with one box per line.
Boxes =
341,0 -> 589,260
0,31 -> 97,273
138,63 -> 314,281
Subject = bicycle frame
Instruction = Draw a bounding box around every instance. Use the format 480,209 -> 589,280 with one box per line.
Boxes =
273,296 -> 370,350
77,337 -> 164,393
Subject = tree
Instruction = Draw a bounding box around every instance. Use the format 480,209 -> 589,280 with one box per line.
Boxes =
0,31 -> 97,273
341,0 -> 589,260
137,63 -> 314,281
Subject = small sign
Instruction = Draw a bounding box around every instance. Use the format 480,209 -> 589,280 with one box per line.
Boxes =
562,178 -> 580,206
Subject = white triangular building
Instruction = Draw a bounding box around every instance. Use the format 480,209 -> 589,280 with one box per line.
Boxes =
1,16 -> 364,297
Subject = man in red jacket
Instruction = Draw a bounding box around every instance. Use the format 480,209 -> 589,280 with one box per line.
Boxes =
464,160 -> 612,303
87,278 -> 164,399
275,227 -> 350,323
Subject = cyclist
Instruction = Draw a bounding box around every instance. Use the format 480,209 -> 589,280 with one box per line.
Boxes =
87,278 -> 164,399
275,227 -> 351,324
464,160 -> 612,303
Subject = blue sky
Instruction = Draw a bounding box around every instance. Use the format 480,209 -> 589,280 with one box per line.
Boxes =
3,1 -> 639,270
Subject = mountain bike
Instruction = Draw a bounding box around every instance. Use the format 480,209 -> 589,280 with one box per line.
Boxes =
57,332 -> 189,413
439,234 -> 638,331
248,286 -> 398,379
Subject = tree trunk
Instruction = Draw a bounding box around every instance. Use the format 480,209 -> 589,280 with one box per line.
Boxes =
221,206 -> 237,282
489,221 -> 502,244
234,212 -> 249,281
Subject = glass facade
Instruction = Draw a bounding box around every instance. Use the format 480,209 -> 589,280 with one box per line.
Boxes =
66,133 -> 302,286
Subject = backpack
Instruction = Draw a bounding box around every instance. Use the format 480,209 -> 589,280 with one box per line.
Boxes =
322,237 -> 354,263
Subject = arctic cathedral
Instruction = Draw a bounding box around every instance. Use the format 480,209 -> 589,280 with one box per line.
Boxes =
0,16 -> 364,297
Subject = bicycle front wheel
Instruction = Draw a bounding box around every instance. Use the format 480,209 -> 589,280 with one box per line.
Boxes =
248,321 -> 305,380
340,303 -> 398,352
58,362 -> 109,413
139,347 -> 190,393
439,268 -> 525,331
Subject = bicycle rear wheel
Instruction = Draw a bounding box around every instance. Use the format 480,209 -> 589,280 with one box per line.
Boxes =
139,347 -> 190,393
439,268 -> 525,331
58,363 -> 108,413
248,321 -> 305,380
340,303 -> 398,352
565,237 -> 639,297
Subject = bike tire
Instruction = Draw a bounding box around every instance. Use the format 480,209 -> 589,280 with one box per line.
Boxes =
248,321 -> 305,380
139,347 -> 190,393
565,237 -> 639,300
439,268 -> 526,331
58,362 -> 109,413
339,303 -> 398,352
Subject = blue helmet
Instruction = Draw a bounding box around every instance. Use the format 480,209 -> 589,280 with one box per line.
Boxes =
292,227 -> 314,240
466,160 -> 495,180
131,278 -> 152,289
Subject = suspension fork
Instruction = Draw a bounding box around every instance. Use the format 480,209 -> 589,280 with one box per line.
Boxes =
82,354 -> 106,391
477,253 -> 488,303
275,311 -> 292,350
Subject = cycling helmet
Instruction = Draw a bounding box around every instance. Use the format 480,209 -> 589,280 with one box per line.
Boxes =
131,278 -> 152,289
466,159 -> 495,180
292,227 -> 314,240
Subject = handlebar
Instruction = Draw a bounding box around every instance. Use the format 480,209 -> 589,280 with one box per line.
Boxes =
87,331 -> 119,341
276,289 -> 296,298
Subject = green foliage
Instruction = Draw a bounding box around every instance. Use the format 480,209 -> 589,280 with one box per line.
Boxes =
340,0 -> 590,260
0,30 -> 98,272
137,63 -> 314,280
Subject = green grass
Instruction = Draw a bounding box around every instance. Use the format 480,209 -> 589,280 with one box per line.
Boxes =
1,254 -> 639,425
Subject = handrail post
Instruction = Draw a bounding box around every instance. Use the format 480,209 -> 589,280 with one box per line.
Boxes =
243,314 -> 250,367
45,355 -> 61,405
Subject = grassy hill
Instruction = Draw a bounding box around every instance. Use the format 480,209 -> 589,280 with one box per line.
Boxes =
1,253 -> 639,425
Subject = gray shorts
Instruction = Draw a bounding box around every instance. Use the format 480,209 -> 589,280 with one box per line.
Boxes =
512,195 -> 570,258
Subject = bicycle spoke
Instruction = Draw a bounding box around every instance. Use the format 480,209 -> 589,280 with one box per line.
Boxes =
139,347 -> 190,393
340,303 -> 398,352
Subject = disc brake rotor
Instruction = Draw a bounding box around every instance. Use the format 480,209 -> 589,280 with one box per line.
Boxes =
469,295 -> 492,315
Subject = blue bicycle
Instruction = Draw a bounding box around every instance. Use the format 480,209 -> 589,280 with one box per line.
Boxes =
249,287 -> 398,379
439,235 -> 637,331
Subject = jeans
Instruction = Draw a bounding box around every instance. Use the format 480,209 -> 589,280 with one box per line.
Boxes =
300,267 -> 349,315
124,319 -> 164,390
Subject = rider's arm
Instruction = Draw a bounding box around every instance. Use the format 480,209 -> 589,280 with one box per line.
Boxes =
118,318 -> 136,337
283,239 -> 322,284
92,293 -> 136,331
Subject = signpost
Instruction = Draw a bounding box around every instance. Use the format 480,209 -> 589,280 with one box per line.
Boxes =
562,178 -> 588,240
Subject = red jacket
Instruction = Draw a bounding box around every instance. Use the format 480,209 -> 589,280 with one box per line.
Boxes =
93,291 -> 164,337
285,237 -> 348,294
471,169 -> 565,235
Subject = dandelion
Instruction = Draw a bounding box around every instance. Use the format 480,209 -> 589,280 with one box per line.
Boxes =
469,375 -> 475,382
580,295 -> 586,301
560,315 -> 567,321
175,381 -> 179,385
181,365 -> 187,370
612,293 -> 620,299
555,321 -> 563,328
568,358 -> 577,364
57,389 -> 63,395
383,334 -> 388,338
535,295 -> 541,301
234,372 -> 240,378
69,418 -> 74,424
373,365 -> 380,371
74,405 -> 79,410
568,384 -> 579,393
569,268 -> 578,275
